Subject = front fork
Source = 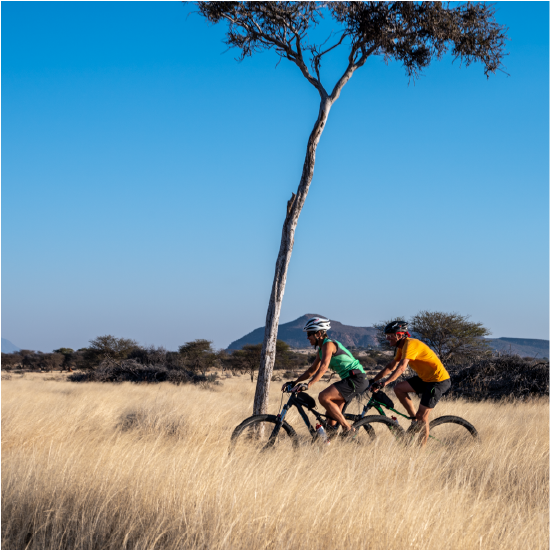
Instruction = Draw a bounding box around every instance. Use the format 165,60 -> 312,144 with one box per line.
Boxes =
268,402 -> 291,445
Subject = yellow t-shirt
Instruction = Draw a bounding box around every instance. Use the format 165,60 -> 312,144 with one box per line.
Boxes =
395,338 -> 450,383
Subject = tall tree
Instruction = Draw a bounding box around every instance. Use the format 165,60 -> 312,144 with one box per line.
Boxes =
410,310 -> 491,362
198,1 -> 508,415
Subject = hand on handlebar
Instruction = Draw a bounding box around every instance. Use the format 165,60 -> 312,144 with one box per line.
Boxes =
282,380 -> 298,392
282,381 -> 308,393
370,381 -> 384,392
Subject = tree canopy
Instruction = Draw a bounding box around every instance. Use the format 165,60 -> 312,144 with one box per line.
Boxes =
178,339 -> 219,375
409,310 -> 491,362
84,335 -> 140,368
199,2 -> 508,99
197,1 -> 508,416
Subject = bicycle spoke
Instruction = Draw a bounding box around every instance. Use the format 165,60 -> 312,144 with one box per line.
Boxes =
229,415 -> 299,454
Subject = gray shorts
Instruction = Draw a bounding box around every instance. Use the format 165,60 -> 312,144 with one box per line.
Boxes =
333,371 -> 370,403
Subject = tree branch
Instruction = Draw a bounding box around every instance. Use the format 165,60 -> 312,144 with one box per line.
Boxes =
330,42 -> 377,102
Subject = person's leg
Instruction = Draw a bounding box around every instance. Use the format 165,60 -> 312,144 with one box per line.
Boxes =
318,385 -> 351,431
414,405 -> 432,446
393,380 -> 418,418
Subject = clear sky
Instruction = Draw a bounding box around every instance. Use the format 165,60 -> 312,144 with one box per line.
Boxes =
2,1 -> 548,352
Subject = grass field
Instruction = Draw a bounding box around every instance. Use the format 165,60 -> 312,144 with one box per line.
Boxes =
2,373 -> 548,549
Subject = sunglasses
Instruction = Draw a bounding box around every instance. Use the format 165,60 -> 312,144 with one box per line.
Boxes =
307,332 -> 317,338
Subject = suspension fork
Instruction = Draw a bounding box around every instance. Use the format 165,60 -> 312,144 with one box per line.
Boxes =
267,395 -> 293,445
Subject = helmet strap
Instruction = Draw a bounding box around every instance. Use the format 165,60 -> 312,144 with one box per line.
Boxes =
315,331 -> 325,349
396,333 -> 408,347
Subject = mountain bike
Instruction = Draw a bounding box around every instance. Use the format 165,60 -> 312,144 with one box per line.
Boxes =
229,384 -> 478,452
343,388 -> 479,446
229,383 -> 379,453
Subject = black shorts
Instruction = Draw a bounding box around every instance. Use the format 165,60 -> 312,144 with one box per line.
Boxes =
333,371 -> 370,403
407,376 -> 451,409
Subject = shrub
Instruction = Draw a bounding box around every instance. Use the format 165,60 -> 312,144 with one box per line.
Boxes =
117,406 -> 186,439
447,356 -> 549,401
68,359 -> 215,386
83,335 -> 140,369
178,339 -> 220,376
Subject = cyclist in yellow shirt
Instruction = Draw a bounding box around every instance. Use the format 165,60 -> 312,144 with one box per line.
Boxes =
370,321 -> 451,446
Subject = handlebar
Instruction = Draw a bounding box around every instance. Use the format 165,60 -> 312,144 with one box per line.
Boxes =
282,382 -> 309,393
368,381 -> 383,392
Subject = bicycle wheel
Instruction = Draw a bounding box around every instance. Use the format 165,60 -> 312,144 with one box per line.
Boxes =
349,415 -> 405,444
428,415 -> 479,446
229,414 -> 299,453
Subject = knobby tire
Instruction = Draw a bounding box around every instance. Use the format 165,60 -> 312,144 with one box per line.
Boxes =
351,415 -> 405,442
428,415 -> 479,444
229,414 -> 299,453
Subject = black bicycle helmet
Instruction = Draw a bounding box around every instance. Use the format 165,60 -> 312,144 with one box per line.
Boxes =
384,320 -> 409,334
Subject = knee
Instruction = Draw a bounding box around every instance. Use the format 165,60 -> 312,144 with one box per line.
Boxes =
394,383 -> 407,396
318,391 -> 329,406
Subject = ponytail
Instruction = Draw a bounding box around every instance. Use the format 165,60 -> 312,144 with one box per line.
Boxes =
315,330 -> 328,350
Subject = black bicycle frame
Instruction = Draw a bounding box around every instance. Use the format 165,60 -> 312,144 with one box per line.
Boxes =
271,391 -> 443,445
274,392 -> 336,441
271,391 -> 414,446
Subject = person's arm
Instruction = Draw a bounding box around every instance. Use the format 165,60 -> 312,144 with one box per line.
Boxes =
371,359 -> 399,383
307,342 -> 336,388
378,358 -> 410,388
281,356 -> 320,390
296,357 -> 320,383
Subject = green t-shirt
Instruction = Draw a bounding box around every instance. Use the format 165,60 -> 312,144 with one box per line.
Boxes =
319,338 -> 364,379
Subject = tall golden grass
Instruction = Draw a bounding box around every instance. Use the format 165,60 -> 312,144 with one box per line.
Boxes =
2,373 -> 548,549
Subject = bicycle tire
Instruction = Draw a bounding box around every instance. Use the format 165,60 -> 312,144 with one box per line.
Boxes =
428,415 -> 479,445
350,415 -> 405,444
229,414 -> 299,453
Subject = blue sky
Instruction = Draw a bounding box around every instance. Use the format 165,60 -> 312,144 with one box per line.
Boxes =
2,1 -> 548,352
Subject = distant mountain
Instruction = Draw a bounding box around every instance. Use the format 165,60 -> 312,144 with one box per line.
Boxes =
227,314 -> 379,350
227,315 -> 549,359
2,338 -> 20,353
487,338 -> 549,359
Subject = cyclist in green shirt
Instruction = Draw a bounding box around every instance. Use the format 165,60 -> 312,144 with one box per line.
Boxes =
281,317 -> 369,434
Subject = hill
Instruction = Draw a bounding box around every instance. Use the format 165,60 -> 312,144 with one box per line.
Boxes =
227,315 -> 549,358
2,339 -> 20,353
487,337 -> 549,359
227,314 -> 379,350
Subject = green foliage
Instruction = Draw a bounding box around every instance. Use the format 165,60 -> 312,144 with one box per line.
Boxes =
53,348 -> 74,355
1,352 -> 23,371
178,339 -> 219,376
223,340 -> 308,382
374,311 -> 491,363
53,348 -> 78,371
410,311 -> 491,362
225,343 -> 262,382
84,335 -> 140,369
2,351 -> 65,372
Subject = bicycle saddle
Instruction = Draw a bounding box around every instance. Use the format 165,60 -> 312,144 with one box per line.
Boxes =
295,391 -> 316,409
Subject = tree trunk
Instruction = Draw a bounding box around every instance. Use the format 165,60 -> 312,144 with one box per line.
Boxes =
253,97 -> 333,415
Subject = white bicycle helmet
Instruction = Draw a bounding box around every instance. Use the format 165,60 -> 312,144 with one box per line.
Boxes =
303,317 -> 331,333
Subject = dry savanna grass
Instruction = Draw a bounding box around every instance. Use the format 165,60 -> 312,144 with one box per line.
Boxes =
2,373 -> 548,549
